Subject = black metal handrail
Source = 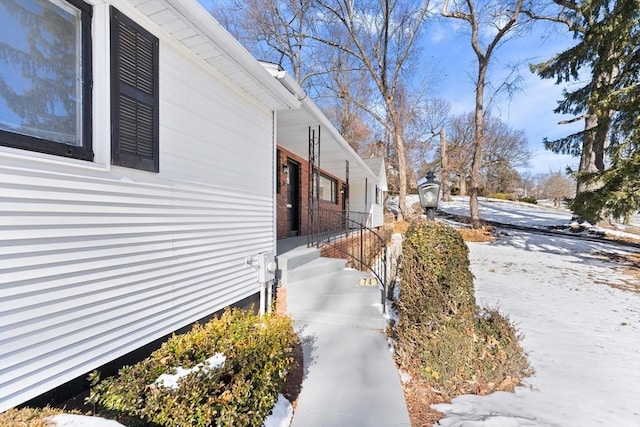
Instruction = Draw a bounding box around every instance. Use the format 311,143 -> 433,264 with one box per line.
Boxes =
309,207 -> 390,312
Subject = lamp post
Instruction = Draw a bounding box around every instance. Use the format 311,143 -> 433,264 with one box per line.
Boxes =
418,171 -> 441,221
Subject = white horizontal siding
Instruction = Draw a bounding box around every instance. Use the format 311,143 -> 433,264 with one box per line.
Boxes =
0,163 -> 274,409
0,8 -> 276,410
158,44 -> 274,190
0,163 -> 273,406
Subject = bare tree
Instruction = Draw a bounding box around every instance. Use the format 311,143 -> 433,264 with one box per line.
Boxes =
482,117 -> 530,193
213,0 -> 436,220
411,97 -> 451,179
318,47 -> 377,154
537,171 -> 576,208
444,112 -> 530,195
315,0 -> 433,220
440,126 -> 452,202
442,0 -> 527,227
446,113 -> 475,196
211,0 -> 319,85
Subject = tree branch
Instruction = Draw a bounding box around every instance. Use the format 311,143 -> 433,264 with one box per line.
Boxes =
558,114 -> 586,124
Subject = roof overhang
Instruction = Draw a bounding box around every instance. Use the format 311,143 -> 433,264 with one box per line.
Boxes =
363,158 -> 388,191
263,66 -> 377,185
126,0 -> 300,111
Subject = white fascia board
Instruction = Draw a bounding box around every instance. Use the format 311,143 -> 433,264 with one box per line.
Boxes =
365,158 -> 388,191
151,0 -> 300,110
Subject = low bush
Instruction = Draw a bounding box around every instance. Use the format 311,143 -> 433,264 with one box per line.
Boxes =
393,221 -> 531,398
0,407 -> 68,427
518,196 -> 538,204
488,193 -> 517,201
87,309 -> 297,427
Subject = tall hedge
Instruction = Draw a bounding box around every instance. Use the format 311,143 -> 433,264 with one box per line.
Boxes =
394,221 -> 530,398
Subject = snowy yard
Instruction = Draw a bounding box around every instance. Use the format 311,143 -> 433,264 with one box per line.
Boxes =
433,229 -> 640,426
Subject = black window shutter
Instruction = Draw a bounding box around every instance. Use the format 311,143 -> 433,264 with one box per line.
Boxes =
111,7 -> 159,172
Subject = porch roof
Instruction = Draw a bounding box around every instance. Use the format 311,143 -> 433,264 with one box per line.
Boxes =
264,66 -> 378,185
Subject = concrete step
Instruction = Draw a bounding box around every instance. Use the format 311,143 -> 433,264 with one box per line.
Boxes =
280,246 -> 321,270
286,268 -> 386,330
286,257 -> 348,285
277,246 -> 320,284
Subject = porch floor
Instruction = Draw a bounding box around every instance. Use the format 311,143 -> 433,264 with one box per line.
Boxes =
276,235 -> 310,255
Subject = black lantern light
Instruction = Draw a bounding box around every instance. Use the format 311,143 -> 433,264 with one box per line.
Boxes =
418,170 -> 441,220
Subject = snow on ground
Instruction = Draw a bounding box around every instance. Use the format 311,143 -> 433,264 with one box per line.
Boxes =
49,414 -> 125,427
48,393 -> 292,427
433,230 -> 640,426
438,196 -> 574,228
393,195 -> 640,241
393,194 -> 640,424
155,353 -> 226,389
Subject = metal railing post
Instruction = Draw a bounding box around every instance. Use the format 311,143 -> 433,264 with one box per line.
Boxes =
360,227 -> 364,271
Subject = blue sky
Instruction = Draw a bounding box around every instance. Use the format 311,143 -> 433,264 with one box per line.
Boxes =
198,0 -> 583,176
423,14 -> 583,176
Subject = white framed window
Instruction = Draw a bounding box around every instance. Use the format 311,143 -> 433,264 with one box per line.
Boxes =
0,0 -> 93,160
318,173 -> 337,203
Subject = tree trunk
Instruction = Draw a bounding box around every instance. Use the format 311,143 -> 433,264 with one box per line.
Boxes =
460,174 -> 467,196
469,61 -> 488,228
440,127 -> 451,202
395,128 -> 409,221
576,114 -> 605,195
574,55 -> 616,224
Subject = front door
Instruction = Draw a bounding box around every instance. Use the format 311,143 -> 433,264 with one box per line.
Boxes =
286,160 -> 300,236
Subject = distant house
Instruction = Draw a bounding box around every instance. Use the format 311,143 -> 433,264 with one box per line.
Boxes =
362,157 -> 389,227
0,0 -> 386,412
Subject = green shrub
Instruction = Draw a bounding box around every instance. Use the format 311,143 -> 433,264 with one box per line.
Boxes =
393,221 -> 530,398
488,193 -> 517,201
518,196 -> 538,204
87,309 -> 296,427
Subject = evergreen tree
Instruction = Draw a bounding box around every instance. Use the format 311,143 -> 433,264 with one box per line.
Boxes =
531,0 -> 639,223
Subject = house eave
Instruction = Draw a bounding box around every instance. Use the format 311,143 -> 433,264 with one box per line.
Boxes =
127,0 -> 300,111
266,68 -> 377,184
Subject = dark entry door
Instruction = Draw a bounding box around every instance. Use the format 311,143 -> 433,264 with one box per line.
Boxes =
286,160 -> 300,236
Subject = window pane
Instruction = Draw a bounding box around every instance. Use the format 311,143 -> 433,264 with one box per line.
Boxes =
0,0 -> 82,146
319,175 -> 337,203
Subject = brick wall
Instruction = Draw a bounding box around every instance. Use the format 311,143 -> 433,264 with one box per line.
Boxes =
276,146 -> 345,240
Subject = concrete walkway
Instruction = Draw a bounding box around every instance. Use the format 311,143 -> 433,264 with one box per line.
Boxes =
279,240 -> 410,426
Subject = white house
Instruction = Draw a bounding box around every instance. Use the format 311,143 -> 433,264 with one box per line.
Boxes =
0,0 -> 303,411
0,0 -> 387,411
